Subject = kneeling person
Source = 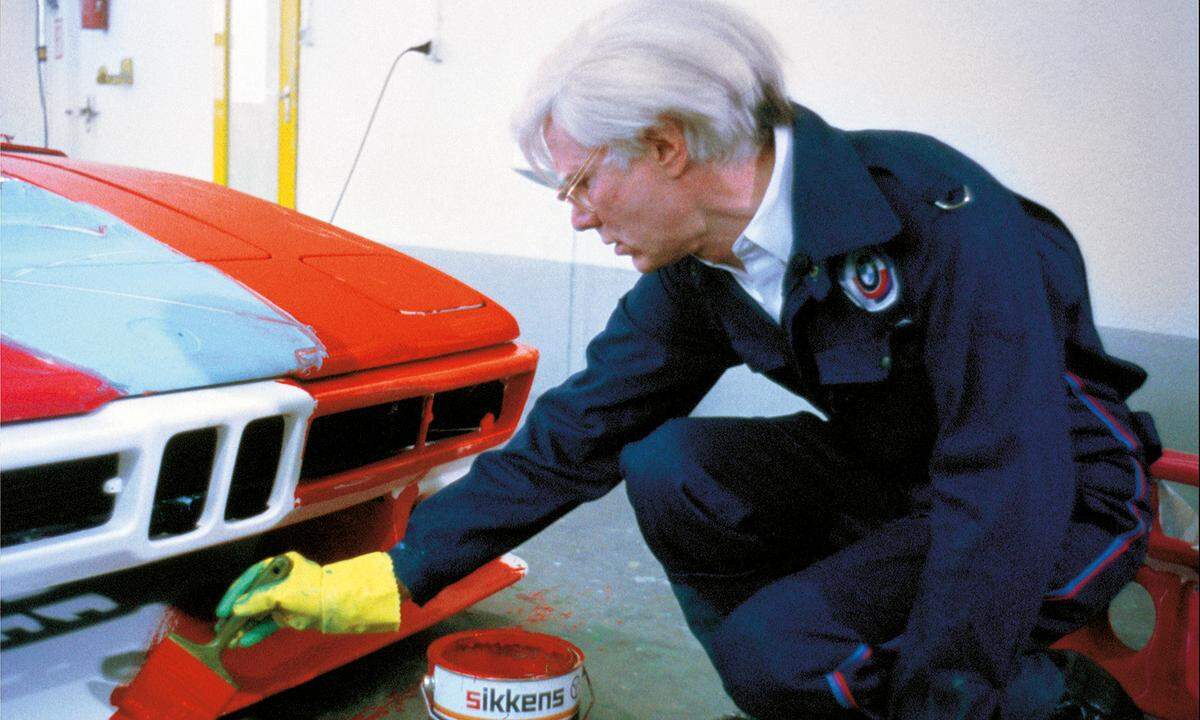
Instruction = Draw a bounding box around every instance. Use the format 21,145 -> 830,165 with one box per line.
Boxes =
220,3 -> 1158,718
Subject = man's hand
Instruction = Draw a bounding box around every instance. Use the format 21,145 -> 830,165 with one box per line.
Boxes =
215,550 -> 401,647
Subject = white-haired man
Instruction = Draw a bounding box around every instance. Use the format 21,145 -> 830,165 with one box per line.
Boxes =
220,2 -> 1159,717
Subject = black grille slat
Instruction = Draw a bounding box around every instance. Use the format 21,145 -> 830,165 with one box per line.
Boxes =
225,416 -> 284,520
427,381 -> 505,442
300,397 -> 424,480
150,428 -> 217,538
0,454 -> 120,547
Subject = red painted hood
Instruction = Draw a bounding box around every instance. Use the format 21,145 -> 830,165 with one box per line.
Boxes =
0,152 -> 519,380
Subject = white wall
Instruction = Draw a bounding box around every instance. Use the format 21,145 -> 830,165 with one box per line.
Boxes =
1,0 -> 61,147
3,0 -> 1196,339
295,1 -> 1198,340
295,0 -> 579,279
0,0 -> 212,177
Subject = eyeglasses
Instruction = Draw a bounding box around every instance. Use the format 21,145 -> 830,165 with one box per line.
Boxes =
555,146 -> 603,212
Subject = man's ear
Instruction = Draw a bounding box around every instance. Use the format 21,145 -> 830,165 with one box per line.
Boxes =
643,118 -> 689,178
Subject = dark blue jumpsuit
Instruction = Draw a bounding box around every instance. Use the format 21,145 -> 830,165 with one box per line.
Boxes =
390,106 -> 1160,719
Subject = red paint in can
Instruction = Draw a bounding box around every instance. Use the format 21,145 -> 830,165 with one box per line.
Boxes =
422,629 -> 591,720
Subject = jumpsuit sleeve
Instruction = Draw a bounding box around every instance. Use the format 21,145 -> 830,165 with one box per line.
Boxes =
888,196 -> 1075,718
390,267 -> 738,604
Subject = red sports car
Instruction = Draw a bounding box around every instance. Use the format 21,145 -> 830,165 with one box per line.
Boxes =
0,143 -> 537,718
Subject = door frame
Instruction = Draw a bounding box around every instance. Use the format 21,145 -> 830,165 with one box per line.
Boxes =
212,0 -> 299,208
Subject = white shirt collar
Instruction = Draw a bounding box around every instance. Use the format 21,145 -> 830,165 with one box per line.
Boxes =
690,125 -> 794,323
696,124 -> 794,272
737,124 -> 793,263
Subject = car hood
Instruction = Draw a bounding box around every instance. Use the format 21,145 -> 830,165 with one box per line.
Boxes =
0,153 -> 518,423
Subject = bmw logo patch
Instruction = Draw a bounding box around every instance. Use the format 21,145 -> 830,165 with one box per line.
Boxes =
839,248 -> 901,312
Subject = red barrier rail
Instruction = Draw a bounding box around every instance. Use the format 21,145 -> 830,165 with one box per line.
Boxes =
1054,449 -> 1199,720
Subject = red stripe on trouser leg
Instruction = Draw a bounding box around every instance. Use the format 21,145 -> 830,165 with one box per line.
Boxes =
835,672 -> 860,708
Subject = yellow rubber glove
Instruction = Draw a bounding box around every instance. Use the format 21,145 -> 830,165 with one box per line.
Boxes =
215,551 -> 401,647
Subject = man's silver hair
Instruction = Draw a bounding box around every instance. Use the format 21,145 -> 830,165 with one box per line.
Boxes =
513,0 -> 792,182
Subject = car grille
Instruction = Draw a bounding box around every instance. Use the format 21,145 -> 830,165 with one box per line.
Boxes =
301,397 -> 425,479
226,416 -> 286,521
1,454 -> 121,548
3,414 -> 297,551
427,380 -> 506,442
300,380 -> 506,481
0,381 -> 315,596
150,428 -> 219,537
0,345 -> 537,597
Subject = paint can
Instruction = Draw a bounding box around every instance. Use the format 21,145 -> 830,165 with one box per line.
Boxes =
422,628 -> 592,720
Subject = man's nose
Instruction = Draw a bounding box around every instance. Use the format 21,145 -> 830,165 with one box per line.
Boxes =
570,203 -> 601,232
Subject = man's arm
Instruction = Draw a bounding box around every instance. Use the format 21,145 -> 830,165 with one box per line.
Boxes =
391,264 -> 739,604
218,265 -> 736,638
888,186 -> 1075,718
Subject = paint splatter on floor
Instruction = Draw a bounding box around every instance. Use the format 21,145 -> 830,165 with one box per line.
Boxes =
513,588 -> 558,625
342,686 -> 421,720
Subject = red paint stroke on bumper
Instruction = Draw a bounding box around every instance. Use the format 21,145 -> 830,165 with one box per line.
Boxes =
111,483 -> 526,718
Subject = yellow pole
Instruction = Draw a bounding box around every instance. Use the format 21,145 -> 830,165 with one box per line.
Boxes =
278,0 -> 300,208
213,0 -> 230,185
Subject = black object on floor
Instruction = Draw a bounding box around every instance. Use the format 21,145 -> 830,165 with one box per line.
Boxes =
1046,649 -> 1144,720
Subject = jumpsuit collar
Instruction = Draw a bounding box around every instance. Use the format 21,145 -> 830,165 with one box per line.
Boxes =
787,104 -> 902,264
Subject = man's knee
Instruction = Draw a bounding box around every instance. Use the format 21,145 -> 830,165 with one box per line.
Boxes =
619,418 -> 716,515
711,627 -> 796,718
709,608 -> 846,719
